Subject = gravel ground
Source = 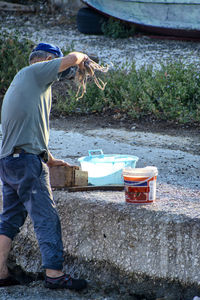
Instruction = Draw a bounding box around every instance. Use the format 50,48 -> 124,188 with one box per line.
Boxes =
0,281 -> 126,300
1,10 -> 200,70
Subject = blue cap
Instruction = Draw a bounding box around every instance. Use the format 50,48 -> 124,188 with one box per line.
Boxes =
32,42 -> 63,57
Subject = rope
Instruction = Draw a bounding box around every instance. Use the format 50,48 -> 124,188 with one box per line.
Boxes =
75,59 -> 109,100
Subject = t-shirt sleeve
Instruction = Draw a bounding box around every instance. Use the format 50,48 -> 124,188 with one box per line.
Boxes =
32,58 -> 62,87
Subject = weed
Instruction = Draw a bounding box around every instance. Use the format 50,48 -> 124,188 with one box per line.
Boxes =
55,60 -> 200,124
1,33 -> 200,125
101,17 -> 135,39
0,31 -> 34,95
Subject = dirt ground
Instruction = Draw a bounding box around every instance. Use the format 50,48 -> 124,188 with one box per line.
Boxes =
50,114 -> 200,156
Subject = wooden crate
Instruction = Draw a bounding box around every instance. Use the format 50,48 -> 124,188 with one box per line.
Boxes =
49,165 -> 88,188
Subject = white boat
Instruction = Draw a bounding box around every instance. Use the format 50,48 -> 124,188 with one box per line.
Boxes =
82,0 -> 200,39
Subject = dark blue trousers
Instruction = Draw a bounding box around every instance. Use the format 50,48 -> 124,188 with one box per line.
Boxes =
0,152 -> 64,270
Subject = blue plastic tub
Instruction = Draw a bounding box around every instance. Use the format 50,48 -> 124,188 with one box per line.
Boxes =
78,149 -> 139,186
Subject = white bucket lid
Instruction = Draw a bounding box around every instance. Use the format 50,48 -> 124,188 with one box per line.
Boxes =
123,166 -> 158,178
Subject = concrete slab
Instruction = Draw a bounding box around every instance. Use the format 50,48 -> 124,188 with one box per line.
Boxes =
0,124 -> 199,299
5,187 -> 200,299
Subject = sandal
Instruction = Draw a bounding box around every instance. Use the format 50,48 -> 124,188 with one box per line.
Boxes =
44,274 -> 87,291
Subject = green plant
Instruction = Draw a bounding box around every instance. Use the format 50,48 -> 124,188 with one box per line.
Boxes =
101,18 -> 135,39
0,31 -> 34,95
53,59 -> 200,125
1,32 -> 200,125
0,31 -> 73,99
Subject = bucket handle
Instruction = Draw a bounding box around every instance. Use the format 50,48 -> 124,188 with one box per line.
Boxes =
88,149 -> 104,157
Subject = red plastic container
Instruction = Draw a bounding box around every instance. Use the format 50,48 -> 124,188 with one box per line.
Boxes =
123,167 -> 158,204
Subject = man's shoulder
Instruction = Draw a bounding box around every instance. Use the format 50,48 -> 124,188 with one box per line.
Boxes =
13,65 -> 34,82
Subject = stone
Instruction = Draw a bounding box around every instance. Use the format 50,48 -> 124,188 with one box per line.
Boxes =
6,189 -> 200,299
49,165 -> 88,188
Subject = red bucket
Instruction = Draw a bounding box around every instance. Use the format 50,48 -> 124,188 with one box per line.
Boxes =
123,167 -> 158,204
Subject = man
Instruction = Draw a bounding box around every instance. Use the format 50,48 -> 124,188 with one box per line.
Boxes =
0,42 -> 88,290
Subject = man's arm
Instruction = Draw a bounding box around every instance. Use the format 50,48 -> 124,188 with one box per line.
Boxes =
47,53 -> 88,168
47,152 -> 79,169
58,52 -> 88,73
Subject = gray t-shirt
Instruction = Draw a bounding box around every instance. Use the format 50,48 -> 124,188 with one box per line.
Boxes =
0,58 -> 62,158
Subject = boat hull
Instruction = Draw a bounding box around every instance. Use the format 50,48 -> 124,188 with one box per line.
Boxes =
82,0 -> 200,39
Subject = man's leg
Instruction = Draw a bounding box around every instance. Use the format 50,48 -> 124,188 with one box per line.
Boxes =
1,154 -> 65,277
0,235 -> 12,279
45,269 -> 64,277
0,182 -> 27,285
19,157 -> 65,273
21,157 -> 87,290
0,180 -> 27,286
0,156 -> 29,285
0,234 -> 21,287
0,153 -> 87,290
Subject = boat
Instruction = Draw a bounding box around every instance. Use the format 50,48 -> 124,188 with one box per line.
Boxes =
81,0 -> 200,39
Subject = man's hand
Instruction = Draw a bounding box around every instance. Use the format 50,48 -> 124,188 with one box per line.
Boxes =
47,152 -> 79,169
59,52 -> 88,73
